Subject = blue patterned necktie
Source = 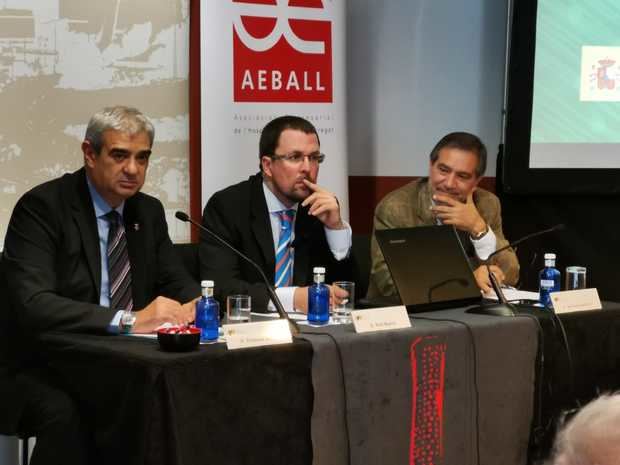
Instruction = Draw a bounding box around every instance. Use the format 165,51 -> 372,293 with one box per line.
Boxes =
106,211 -> 133,311
274,209 -> 296,287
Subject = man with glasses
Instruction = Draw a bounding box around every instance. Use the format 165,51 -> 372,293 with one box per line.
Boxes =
199,115 -> 354,312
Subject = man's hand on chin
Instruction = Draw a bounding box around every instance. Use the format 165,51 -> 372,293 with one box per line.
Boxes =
431,191 -> 487,237
301,180 -> 345,230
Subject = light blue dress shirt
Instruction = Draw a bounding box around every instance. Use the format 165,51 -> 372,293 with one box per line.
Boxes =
262,181 -> 352,312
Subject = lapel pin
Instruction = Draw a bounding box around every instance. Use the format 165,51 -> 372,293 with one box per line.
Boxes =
134,223 -> 140,231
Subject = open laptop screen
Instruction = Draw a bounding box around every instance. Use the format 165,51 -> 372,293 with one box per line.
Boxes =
375,225 -> 482,312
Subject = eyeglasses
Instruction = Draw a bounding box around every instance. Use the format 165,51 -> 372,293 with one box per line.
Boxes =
270,152 -> 326,165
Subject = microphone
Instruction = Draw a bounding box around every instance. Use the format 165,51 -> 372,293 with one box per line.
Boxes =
486,223 -> 565,261
468,223 -> 565,316
175,211 -> 299,335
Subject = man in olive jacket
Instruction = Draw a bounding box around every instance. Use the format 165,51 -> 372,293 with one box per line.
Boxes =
368,132 -> 519,298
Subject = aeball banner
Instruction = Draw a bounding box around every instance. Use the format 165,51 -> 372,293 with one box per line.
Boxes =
200,0 -> 348,217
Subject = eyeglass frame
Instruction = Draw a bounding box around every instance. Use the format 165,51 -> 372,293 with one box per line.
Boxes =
269,151 -> 326,165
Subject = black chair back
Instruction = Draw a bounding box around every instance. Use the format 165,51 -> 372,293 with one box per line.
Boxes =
173,243 -> 200,282
351,234 -> 371,301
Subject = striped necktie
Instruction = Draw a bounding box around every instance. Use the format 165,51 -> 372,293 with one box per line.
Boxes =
274,209 -> 295,287
106,211 -> 133,311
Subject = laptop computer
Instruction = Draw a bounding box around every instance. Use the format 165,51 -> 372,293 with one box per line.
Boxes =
375,225 -> 482,313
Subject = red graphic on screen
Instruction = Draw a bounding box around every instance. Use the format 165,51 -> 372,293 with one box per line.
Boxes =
232,0 -> 333,102
596,58 -> 616,90
410,336 -> 447,465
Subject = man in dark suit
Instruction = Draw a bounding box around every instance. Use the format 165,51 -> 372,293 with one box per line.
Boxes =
2,106 -> 200,463
1,255 -> 86,465
4,106 -> 199,334
200,115 -> 354,312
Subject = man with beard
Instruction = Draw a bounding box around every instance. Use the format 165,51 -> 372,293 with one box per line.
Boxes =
367,132 -> 519,297
199,115 -> 354,312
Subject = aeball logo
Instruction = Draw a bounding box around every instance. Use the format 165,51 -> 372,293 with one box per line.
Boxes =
233,0 -> 333,103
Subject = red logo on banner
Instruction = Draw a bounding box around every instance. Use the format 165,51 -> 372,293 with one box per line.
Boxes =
232,0 -> 333,102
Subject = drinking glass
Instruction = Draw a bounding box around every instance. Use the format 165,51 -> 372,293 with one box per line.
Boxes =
565,266 -> 586,290
226,295 -> 251,323
331,281 -> 355,324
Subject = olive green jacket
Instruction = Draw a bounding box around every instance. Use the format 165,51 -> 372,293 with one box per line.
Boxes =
367,178 -> 520,298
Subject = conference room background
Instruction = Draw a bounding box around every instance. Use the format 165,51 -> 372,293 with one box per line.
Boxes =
1,0 -> 616,299
0,0 -> 508,243
2,0 -> 620,461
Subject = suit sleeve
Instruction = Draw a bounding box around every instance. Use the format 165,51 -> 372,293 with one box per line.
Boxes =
199,193 -> 272,311
3,192 -> 114,335
367,201 -> 398,298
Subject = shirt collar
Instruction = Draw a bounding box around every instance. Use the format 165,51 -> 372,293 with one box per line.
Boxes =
262,180 -> 298,214
86,175 -> 125,219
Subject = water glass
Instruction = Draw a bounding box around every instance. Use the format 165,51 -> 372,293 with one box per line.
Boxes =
332,281 -> 355,324
565,266 -> 587,290
226,295 -> 251,323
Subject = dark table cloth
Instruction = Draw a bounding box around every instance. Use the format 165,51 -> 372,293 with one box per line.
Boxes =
36,303 -> 620,465
40,333 -> 314,465
303,307 -> 539,465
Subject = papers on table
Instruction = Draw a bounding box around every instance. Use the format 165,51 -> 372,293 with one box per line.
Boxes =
250,311 -> 307,321
484,287 -> 541,302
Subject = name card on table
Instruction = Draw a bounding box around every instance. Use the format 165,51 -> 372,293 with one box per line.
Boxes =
351,306 -> 411,333
223,319 -> 293,350
551,288 -> 602,314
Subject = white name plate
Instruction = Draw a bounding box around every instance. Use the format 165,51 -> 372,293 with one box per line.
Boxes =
223,319 -> 293,350
551,288 -> 602,314
351,306 -> 411,333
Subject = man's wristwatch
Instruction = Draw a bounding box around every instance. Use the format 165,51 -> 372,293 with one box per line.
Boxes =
470,224 -> 489,240
119,310 -> 136,334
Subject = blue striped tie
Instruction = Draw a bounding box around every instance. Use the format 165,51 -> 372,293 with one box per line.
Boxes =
106,211 -> 133,311
274,209 -> 295,287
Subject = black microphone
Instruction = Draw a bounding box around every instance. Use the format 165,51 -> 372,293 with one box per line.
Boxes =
486,223 -> 565,261
468,223 -> 565,316
175,211 -> 299,335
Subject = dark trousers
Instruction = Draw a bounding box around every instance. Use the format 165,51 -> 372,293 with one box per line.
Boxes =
15,370 -> 88,465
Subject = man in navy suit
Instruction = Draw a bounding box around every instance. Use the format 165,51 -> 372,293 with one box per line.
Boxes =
200,115 -> 355,312
2,106 -> 199,463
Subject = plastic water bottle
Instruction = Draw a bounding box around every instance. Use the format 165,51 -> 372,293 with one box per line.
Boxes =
195,280 -> 219,342
539,253 -> 561,308
308,267 -> 329,325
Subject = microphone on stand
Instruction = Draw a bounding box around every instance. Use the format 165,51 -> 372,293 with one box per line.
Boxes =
467,223 -> 565,316
175,211 -> 299,335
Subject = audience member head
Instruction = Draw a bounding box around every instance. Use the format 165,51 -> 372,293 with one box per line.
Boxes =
550,393 -> 620,465
428,131 -> 487,203
258,115 -> 324,207
82,106 -> 155,207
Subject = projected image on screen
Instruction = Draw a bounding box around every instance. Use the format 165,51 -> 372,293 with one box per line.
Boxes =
530,0 -> 620,168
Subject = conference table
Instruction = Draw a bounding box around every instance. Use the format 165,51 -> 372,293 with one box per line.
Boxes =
38,303 -> 620,465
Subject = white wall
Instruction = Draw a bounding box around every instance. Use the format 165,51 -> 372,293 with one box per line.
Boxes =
347,0 -> 509,177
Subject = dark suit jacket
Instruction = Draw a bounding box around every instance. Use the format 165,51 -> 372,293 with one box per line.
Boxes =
199,173 -> 355,311
0,254 -> 22,433
2,168 -> 199,338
